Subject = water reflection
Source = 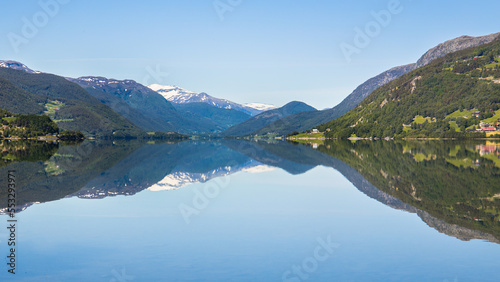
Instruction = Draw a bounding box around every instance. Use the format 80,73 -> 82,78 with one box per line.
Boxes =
315,140 -> 500,243
1,139 -> 499,243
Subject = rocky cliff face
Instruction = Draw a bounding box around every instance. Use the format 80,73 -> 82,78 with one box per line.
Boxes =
416,33 -> 500,67
418,210 -> 500,244
331,63 -> 417,117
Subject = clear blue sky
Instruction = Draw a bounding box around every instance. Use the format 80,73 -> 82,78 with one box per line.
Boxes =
1,0 -> 499,109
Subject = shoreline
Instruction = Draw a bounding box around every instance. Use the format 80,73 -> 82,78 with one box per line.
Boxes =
286,136 -> 500,141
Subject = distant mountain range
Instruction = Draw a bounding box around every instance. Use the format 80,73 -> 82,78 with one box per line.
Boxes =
69,76 -> 252,134
172,102 -> 251,132
221,101 -> 317,137
0,60 -> 278,135
1,32 -> 499,137
148,84 -> 276,116
68,76 -> 182,133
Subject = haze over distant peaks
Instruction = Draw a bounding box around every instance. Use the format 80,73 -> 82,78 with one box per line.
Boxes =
148,84 -> 276,116
222,101 -> 317,137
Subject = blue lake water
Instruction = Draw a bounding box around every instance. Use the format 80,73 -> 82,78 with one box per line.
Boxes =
0,140 -> 499,281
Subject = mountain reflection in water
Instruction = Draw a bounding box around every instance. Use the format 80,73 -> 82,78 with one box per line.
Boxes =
1,139 -> 499,243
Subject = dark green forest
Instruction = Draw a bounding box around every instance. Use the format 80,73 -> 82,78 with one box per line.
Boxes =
1,109 -> 59,138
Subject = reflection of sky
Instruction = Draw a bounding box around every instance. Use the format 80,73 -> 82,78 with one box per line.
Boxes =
1,166 -> 499,281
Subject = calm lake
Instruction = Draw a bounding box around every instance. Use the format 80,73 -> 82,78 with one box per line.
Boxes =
0,139 -> 499,281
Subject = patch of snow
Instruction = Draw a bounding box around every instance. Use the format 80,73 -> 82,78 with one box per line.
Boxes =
148,84 -> 274,116
243,103 -> 277,111
0,60 -> 39,74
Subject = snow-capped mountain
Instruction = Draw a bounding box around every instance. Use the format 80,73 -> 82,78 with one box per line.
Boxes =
148,84 -> 198,100
243,103 -> 278,112
0,60 -> 40,74
147,161 -> 275,192
148,84 -> 276,116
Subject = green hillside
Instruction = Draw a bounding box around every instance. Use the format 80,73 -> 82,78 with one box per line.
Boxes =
0,68 -> 143,137
83,86 -> 172,132
319,38 -> 500,139
0,77 -> 45,114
